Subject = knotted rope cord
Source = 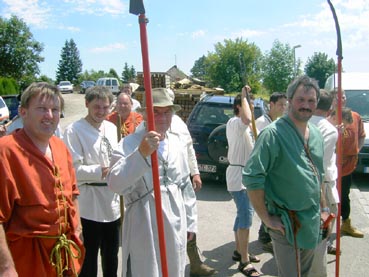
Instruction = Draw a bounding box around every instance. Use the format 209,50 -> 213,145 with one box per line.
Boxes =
36,165 -> 82,276
288,210 -> 302,277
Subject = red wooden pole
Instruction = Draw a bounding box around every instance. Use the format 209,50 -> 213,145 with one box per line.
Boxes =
335,57 -> 343,277
137,13 -> 169,277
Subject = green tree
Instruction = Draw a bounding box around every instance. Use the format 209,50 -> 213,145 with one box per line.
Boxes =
0,77 -> 18,95
304,52 -> 336,88
108,68 -> 120,81
121,62 -> 136,83
261,40 -> 296,93
0,15 -> 44,90
199,38 -> 262,93
190,55 -> 208,81
56,39 -> 82,84
37,75 -> 54,84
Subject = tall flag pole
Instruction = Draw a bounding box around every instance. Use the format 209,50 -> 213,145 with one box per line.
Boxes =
327,1 -> 343,276
129,1 -> 169,276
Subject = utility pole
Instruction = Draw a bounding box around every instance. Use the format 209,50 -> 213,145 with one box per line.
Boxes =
293,44 -> 302,77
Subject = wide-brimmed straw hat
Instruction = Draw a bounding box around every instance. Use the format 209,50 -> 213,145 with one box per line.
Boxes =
137,88 -> 181,112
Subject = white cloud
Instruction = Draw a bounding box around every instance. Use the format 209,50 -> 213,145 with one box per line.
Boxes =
279,0 -> 369,49
2,0 -> 52,28
232,29 -> 265,39
70,0 -> 127,16
192,30 -> 206,39
90,42 -> 126,53
58,25 -> 81,32
1,0 -> 127,29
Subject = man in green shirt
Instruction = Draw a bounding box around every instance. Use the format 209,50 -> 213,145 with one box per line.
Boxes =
243,75 -> 325,277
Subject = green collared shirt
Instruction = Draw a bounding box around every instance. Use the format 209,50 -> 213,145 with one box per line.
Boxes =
243,115 -> 324,249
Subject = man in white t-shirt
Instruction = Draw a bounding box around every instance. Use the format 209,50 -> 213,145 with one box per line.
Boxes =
255,92 -> 287,132
63,86 -> 120,277
226,85 -> 260,276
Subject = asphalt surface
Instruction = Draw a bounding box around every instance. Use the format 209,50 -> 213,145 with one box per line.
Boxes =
60,93 -> 369,276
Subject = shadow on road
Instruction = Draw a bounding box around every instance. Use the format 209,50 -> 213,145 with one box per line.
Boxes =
353,173 -> 369,192
196,180 -> 232,202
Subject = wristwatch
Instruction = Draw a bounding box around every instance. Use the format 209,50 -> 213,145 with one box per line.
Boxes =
321,207 -> 330,213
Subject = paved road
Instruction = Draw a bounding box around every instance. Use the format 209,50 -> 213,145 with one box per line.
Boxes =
60,93 -> 369,276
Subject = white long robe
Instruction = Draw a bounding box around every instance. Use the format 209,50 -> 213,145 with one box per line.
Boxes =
107,124 -> 193,277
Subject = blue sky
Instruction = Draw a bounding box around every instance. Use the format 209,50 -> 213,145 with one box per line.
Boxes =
1,0 -> 368,80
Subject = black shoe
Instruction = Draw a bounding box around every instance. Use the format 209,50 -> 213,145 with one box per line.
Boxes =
262,242 -> 274,254
327,245 -> 341,255
232,250 -> 260,263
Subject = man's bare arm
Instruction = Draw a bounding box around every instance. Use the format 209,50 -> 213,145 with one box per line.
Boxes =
0,224 -> 18,276
247,189 -> 285,235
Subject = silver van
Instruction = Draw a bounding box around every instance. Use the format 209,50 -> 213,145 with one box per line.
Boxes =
325,72 -> 369,173
96,78 -> 120,95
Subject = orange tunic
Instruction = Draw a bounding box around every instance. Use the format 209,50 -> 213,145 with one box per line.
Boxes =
106,111 -> 143,137
0,129 -> 85,276
342,111 -> 366,176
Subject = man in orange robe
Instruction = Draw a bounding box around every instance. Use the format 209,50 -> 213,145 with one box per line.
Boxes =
107,92 -> 143,138
0,82 -> 85,276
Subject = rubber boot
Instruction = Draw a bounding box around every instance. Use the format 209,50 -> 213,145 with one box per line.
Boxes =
187,236 -> 217,276
341,218 -> 364,238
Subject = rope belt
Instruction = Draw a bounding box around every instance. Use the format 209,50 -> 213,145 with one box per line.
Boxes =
125,189 -> 154,208
287,210 -> 302,277
84,182 -> 107,186
37,233 -> 82,277
273,202 -> 302,277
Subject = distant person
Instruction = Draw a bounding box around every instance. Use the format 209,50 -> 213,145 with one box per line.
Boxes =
226,85 -> 260,277
121,83 -> 141,111
106,92 -> 143,138
63,86 -> 120,277
255,92 -> 287,252
331,89 -> 366,238
243,76 -> 325,277
107,88 -> 196,276
0,82 -> 85,276
309,90 -> 352,276
255,92 -> 287,132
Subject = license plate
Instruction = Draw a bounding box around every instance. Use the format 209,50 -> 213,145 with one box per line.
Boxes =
198,164 -> 217,173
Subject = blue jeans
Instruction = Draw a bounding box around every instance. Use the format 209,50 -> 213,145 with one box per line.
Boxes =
230,189 -> 254,231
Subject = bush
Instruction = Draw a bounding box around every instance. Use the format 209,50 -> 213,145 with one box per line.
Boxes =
0,77 -> 18,95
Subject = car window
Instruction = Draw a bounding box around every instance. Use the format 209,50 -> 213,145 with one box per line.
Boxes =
0,98 -> 6,108
193,104 -> 232,125
346,90 -> 369,121
106,79 -> 111,86
4,97 -> 18,110
112,79 -> 118,86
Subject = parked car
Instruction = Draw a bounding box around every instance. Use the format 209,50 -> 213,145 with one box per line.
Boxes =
325,72 -> 369,173
58,81 -> 74,94
2,94 -> 20,120
0,96 -> 10,125
96,77 -> 120,94
186,94 -> 267,182
80,80 -> 95,94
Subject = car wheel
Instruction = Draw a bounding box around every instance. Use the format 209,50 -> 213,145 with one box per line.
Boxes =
208,124 -> 228,164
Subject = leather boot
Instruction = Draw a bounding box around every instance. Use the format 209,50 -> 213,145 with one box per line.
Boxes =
187,236 -> 217,276
341,218 -> 364,238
